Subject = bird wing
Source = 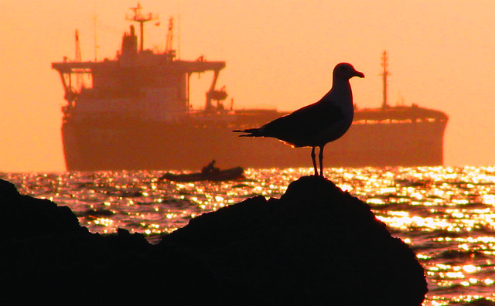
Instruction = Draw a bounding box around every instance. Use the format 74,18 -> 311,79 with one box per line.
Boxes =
260,99 -> 345,146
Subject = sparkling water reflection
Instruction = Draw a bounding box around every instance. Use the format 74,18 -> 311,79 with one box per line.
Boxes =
3,166 -> 495,305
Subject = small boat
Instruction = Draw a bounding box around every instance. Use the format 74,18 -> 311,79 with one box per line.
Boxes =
159,166 -> 244,182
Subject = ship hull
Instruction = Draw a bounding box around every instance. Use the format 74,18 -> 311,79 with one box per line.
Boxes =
62,119 -> 447,171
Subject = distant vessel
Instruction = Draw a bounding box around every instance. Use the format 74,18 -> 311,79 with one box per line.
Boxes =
52,5 -> 448,171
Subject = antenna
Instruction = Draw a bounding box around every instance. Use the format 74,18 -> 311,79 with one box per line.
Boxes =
75,30 -> 82,89
177,9 -> 181,59
75,30 -> 81,62
165,17 -> 174,53
93,0 -> 99,62
126,2 -> 158,52
93,13 -> 99,61
380,51 -> 391,109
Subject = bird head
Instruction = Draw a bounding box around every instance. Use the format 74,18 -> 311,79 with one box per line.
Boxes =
334,63 -> 365,80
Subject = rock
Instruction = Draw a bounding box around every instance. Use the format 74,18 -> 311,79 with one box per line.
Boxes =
0,179 -> 153,305
161,176 -> 428,305
0,178 -> 20,199
0,179 -> 82,241
0,176 -> 427,305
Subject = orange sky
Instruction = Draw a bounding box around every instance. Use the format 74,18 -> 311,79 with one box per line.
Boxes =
1,0 -> 495,172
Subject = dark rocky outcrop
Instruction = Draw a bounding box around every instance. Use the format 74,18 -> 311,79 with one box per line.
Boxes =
0,176 -> 427,305
0,179 -> 153,305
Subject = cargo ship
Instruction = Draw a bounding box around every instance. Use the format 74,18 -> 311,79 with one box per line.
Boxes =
52,5 -> 448,171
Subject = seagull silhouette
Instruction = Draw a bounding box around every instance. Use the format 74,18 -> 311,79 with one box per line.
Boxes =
234,63 -> 364,177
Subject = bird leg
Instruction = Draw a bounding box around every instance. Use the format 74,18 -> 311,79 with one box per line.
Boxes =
319,145 -> 324,177
311,147 -> 318,176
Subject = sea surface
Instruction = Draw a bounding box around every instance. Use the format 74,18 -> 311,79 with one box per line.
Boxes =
3,166 -> 495,306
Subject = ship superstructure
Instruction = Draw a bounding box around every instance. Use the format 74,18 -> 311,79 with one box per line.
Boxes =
53,4 -> 228,127
52,6 -> 447,171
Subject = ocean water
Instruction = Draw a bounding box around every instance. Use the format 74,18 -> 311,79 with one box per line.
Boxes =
3,166 -> 495,306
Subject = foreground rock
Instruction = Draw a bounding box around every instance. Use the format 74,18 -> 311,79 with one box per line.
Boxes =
0,177 -> 427,305
162,176 -> 428,305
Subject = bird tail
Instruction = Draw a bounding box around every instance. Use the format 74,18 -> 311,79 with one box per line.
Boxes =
233,128 -> 263,137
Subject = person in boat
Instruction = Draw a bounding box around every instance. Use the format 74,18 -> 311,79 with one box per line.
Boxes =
201,160 -> 220,175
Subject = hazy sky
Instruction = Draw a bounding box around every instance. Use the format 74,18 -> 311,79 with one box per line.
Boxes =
1,0 -> 495,172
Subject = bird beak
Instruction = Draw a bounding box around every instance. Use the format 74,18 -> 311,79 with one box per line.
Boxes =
355,71 -> 365,78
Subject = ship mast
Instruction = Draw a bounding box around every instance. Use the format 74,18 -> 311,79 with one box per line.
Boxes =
381,51 -> 390,109
126,2 -> 158,52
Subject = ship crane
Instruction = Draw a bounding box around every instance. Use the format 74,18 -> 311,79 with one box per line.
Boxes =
165,17 -> 176,59
206,69 -> 228,113
59,29 -> 89,116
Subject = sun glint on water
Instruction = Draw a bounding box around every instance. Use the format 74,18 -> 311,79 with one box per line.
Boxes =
4,166 -> 495,305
